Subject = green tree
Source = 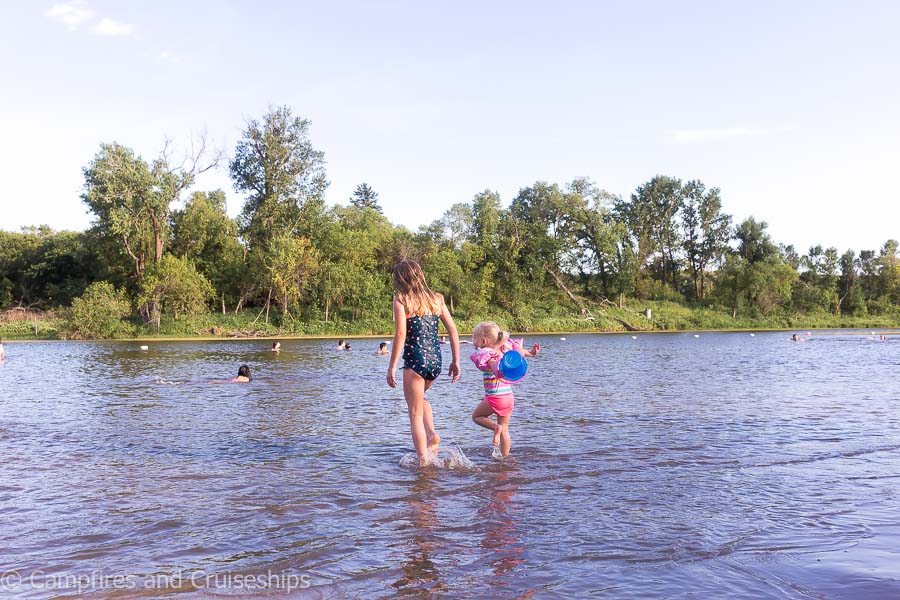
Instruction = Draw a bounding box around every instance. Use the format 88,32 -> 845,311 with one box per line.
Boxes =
471,190 -> 501,253
680,181 -> 732,300
231,106 -> 328,252
312,206 -> 394,321
82,139 -> 219,285
795,245 -> 840,313
839,250 -> 866,316
265,235 -> 319,320
878,239 -> 900,304
81,144 -> 157,281
138,255 -> 214,328
63,281 -> 133,340
0,228 -> 96,308
715,218 -> 796,316
170,190 -> 245,312
350,183 -> 382,213
569,178 -> 628,300
780,244 -> 801,270
508,182 -> 585,311
424,203 -> 473,249
617,175 -> 684,288
857,249 -> 880,300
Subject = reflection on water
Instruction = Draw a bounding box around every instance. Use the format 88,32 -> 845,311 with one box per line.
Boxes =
1,331 -> 900,598
392,474 -> 444,595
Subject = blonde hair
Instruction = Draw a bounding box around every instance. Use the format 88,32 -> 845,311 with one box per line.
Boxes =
472,321 -> 510,348
392,260 -> 443,317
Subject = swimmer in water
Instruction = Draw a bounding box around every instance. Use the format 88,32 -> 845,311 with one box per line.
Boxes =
230,365 -> 252,383
375,342 -> 389,355
271,341 -> 281,353
337,339 -> 345,350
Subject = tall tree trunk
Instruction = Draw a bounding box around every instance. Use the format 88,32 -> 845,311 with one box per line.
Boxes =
264,287 -> 272,325
544,265 -> 586,316
325,298 -> 330,322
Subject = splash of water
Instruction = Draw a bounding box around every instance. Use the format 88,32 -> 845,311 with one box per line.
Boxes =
399,444 -> 477,470
445,445 -> 476,469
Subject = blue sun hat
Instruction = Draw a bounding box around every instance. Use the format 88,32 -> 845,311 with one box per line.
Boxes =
498,350 -> 528,382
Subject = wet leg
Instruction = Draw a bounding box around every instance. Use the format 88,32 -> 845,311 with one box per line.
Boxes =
498,414 -> 512,456
403,369 -> 431,466
423,378 -> 440,455
472,400 -> 501,445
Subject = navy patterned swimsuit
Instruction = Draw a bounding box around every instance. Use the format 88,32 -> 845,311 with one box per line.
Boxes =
402,315 -> 442,381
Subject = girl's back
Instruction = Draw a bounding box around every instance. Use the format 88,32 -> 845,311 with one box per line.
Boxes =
402,313 -> 441,381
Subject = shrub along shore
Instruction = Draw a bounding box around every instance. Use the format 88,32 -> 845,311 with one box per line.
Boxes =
2,301 -> 898,341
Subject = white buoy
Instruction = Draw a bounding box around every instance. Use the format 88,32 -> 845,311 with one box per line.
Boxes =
631,335 -> 637,339
560,337 -> 566,341
140,345 -> 149,350
749,333 -> 755,337
693,334 -> 700,338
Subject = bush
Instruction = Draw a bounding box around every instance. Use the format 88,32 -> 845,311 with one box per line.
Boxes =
62,281 -> 133,339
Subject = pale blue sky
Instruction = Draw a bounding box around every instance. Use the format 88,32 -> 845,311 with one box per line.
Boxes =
1,0 -> 898,254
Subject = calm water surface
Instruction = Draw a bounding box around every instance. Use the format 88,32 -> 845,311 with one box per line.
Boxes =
1,331 -> 899,598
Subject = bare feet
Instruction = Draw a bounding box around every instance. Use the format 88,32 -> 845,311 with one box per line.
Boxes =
427,432 -> 440,456
492,423 -> 503,447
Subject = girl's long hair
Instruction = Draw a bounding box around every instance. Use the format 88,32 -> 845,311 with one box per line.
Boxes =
472,321 -> 509,348
392,260 -> 443,317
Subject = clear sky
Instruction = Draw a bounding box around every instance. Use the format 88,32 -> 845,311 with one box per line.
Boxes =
1,0 -> 898,254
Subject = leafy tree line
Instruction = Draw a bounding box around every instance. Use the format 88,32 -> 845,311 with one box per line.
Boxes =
1,106 -> 898,337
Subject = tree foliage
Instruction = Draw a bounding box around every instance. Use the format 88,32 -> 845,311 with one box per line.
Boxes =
3,107 -> 898,336
63,281 -> 133,339
231,106 -> 327,252
137,255 -> 214,323
350,183 -> 382,213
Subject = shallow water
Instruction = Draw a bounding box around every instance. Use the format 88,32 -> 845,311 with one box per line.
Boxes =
1,331 -> 899,598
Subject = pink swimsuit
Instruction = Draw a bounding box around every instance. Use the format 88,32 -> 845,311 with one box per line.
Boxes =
470,339 -> 523,417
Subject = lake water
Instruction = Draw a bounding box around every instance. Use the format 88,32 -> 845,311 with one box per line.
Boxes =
1,331 -> 899,598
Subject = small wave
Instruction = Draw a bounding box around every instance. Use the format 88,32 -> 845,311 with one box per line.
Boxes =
745,443 -> 900,468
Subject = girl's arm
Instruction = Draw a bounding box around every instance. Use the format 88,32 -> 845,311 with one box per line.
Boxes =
439,297 -> 461,383
387,297 -> 406,388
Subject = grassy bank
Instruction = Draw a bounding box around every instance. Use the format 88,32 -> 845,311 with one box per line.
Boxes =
2,301 -> 899,341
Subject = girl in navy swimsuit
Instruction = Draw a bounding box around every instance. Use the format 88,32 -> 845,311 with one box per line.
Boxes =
387,260 -> 461,466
